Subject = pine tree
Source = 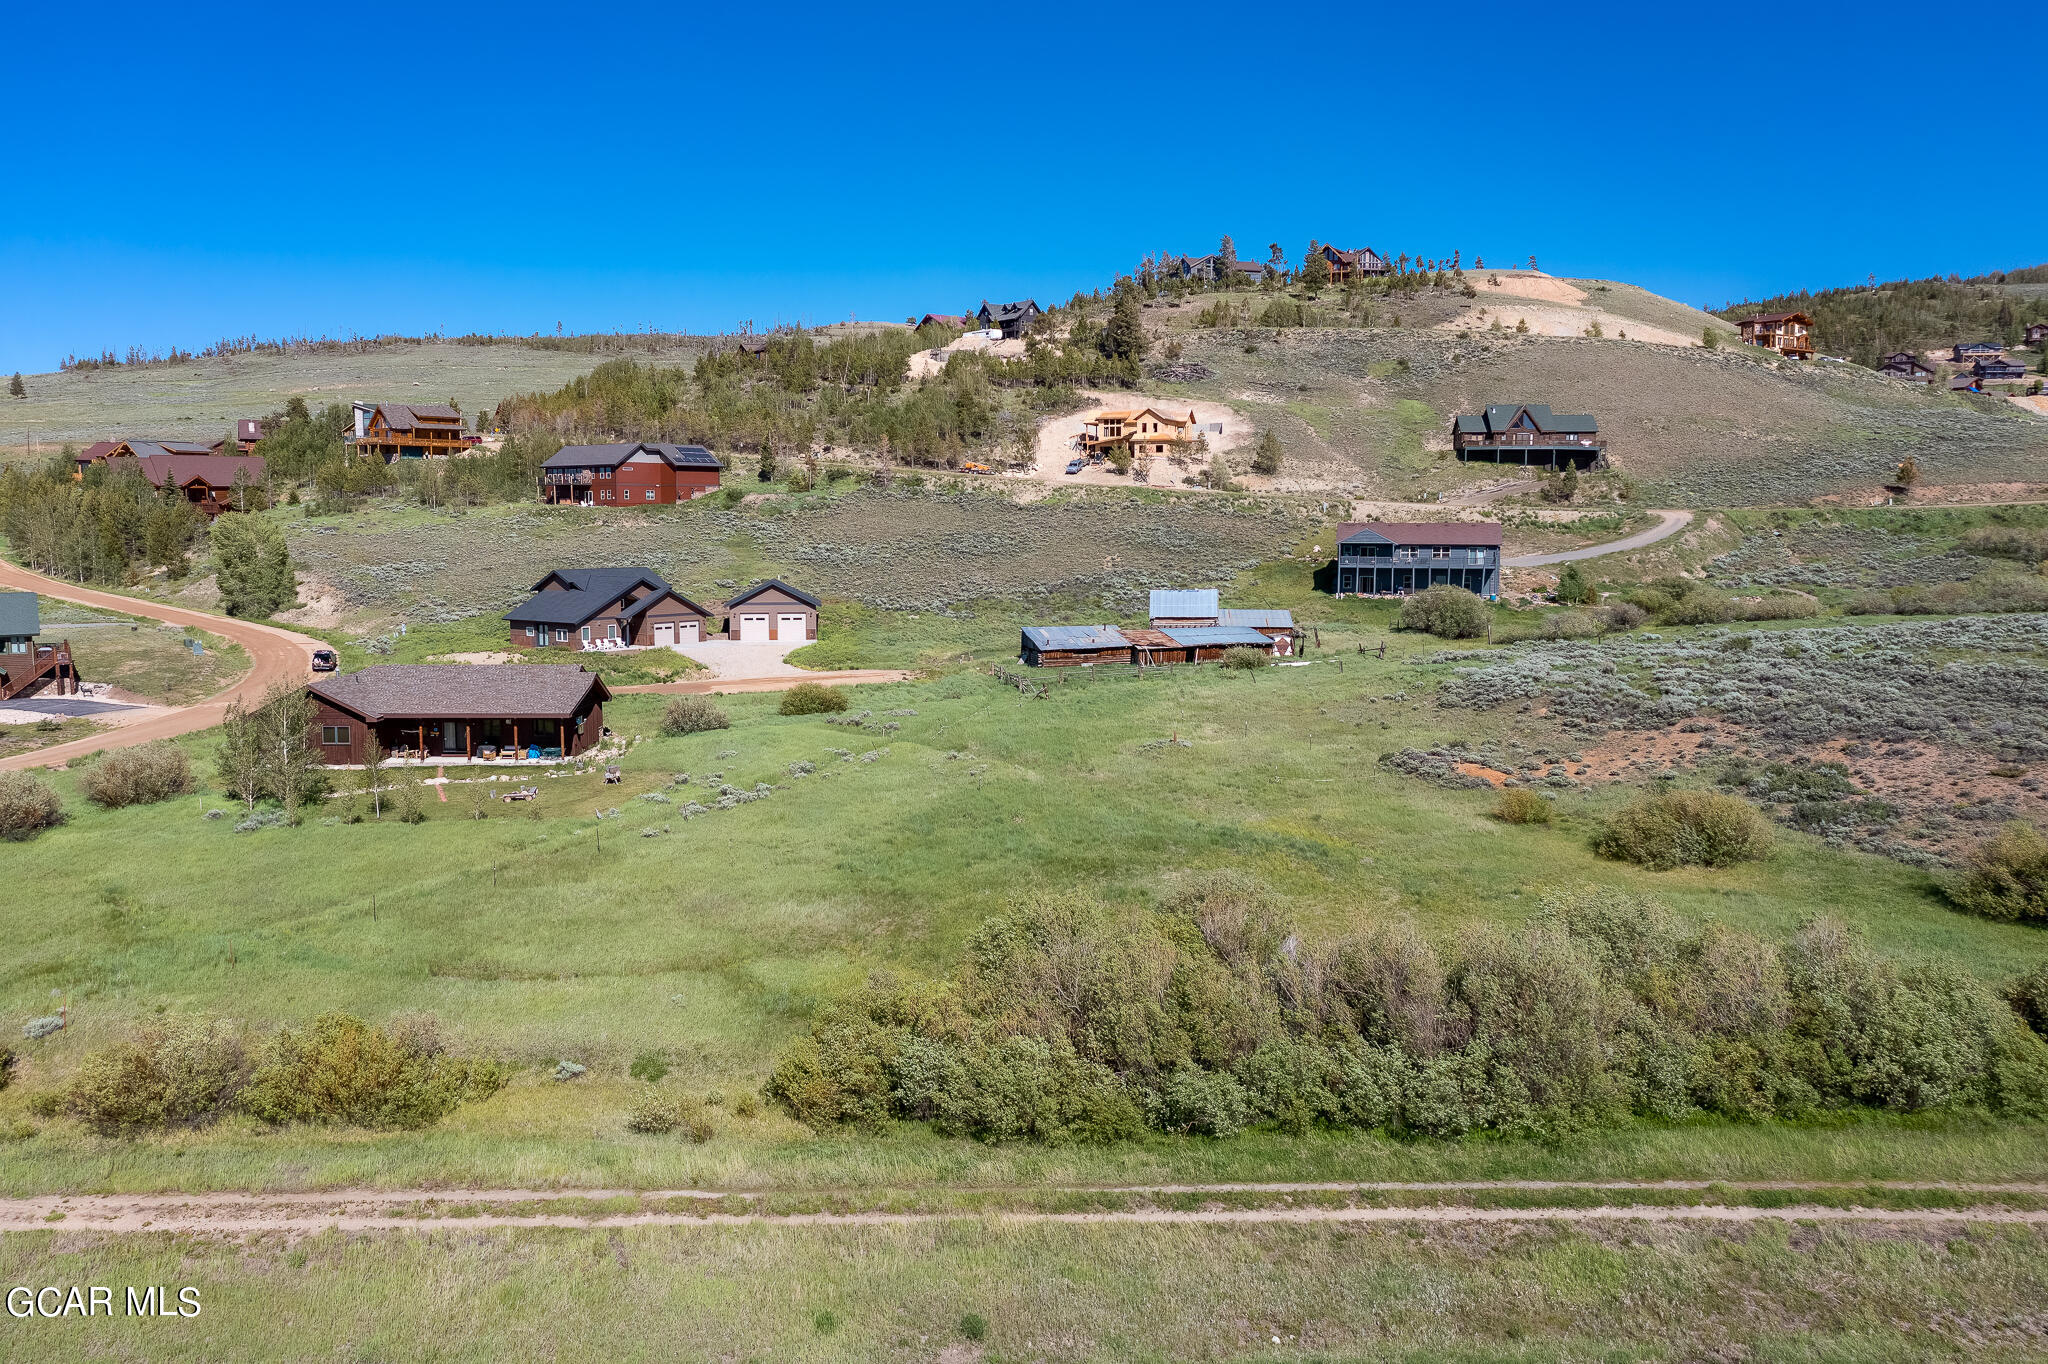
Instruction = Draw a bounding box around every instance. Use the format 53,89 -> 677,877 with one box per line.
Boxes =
1251,430 -> 1283,475
8,372 -> 24,399
1300,244 -> 1331,292
210,513 -> 298,617
1098,287 -> 1148,364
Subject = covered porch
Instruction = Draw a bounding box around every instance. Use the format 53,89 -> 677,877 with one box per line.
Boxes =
369,714 -> 577,763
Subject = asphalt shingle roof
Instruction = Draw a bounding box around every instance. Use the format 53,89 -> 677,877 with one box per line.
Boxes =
505,569 -> 676,626
541,442 -> 723,471
0,592 -> 40,638
310,664 -> 609,721
725,579 -> 822,611
1336,521 -> 1503,547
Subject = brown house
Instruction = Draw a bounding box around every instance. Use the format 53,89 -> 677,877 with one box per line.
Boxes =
307,664 -> 609,765
1737,312 -> 1814,358
504,568 -> 715,650
539,443 -> 724,506
106,451 -> 267,518
1317,245 -> 1393,282
2026,322 -> 2048,346
351,403 -> 471,460
0,592 -> 80,700
723,580 -> 820,643
1877,351 -> 1936,384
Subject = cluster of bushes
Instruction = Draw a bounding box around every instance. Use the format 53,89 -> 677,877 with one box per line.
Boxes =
660,695 -> 730,735
1845,570 -> 2048,617
1947,822 -> 2048,923
1622,578 -> 1820,626
0,771 -> 65,841
1961,525 -> 2048,563
768,878 -> 2048,1143
779,682 -> 849,715
1492,789 -> 1553,824
1594,791 -> 1774,870
1397,585 -> 1492,639
61,1012 -> 507,1135
1219,646 -> 1270,671
78,742 -> 193,808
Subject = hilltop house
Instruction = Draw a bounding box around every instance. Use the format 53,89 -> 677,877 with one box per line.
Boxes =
504,568 -> 716,650
915,313 -> 973,329
349,403 -> 472,460
977,299 -> 1040,339
1952,342 -> 2005,363
1737,312 -> 1813,358
107,451 -> 266,517
307,664 -> 609,765
1079,407 -> 1198,458
1317,245 -> 1393,282
0,592 -> 80,700
1450,404 -> 1605,469
539,442 -> 724,506
74,439 -> 214,475
1878,351 -> 1936,384
1973,356 -> 2030,383
1333,522 -> 1501,598
1170,255 -> 1270,285
2025,322 -> 2047,346
724,580 -> 820,644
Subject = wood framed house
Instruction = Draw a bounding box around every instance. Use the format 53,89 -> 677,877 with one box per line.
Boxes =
1877,351 -> 1936,384
1737,311 -> 1813,358
539,442 -> 724,506
1079,407 -> 1199,458
504,568 -> 715,651
1317,245 -> 1393,282
1949,372 -> 1984,393
734,336 -> 771,356
2025,322 -> 2048,346
1333,522 -> 1501,598
1951,342 -> 2005,364
0,592 -> 80,700
1450,404 -> 1605,468
723,580 -> 820,644
306,664 -> 609,765
1021,624 -> 1131,667
75,439 -> 209,476
916,313 -> 973,329
1171,255 -> 1270,285
1973,356 -> 2030,383
1019,620 -> 1278,667
105,450 -> 267,517
349,403 -> 471,461
976,299 -> 1040,339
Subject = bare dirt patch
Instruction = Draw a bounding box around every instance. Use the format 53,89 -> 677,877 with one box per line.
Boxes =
1029,391 -> 1250,487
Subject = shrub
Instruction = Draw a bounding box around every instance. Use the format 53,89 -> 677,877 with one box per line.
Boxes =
778,682 -> 848,715
659,695 -> 729,735
1493,789 -> 1552,824
1397,585 -> 1491,639
1945,822 -> 2048,923
78,742 -> 194,809
1662,589 -> 1735,625
629,1050 -> 670,1082
1594,791 -> 1773,870
239,1013 -> 508,1129
0,1047 -> 12,1090
626,1092 -> 714,1140
0,771 -> 64,841
1962,526 -> 2048,562
1218,646 -> 1269,671
1555,563 -> 1598,605
1733,591 -> 1819,622
66,1018 -> 250,1134
1599,600 -> 1647,630
960,1315 -> 988,1343
1844,589 -> 1895,616
2007,963 -> 2048,1037
1147,1063 -> 1252,1137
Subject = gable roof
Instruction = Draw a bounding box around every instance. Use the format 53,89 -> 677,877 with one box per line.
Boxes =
724,578 -> 822,611
505,568 -> 685,626
916,313 -> 972,328
1953,342 -> 2004,354
540,442 -> 723,471
77,440 -> 120,463
1454,404 -> 1598,436
1336,521 -> 1502,547
310,664 -> 609,722
368,402 -> 464,432
111,453 -> 267,488
1022,625 -> 1128,651
978,299 -> 1039,321
1149,588 -> 1219,619
1740,312 -> 1810,325
0,592 -> 39,638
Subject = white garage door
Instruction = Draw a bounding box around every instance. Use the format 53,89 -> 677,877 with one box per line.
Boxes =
738,613 -> 771,643
776,613 -> 809,641
653,623 -> 674,646
677,620 -> 699,643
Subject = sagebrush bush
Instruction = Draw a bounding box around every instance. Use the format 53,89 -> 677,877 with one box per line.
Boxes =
1662,590 -> 1735,625
67,1018 -> 250,1134
1493,789 -> 1552,824
626,1091 -> 714,1140
2007,963 -> 2048,1037
767,880 -> 2048,1144
1600,600 -> 1648,631
659,695 -> 729,735
78,742 -> 194,809
1397,585 -> 1490,639
1218,646 -> 1269,671
778,682 -> 848,715
239,1013 -> 508,1129
1595,791 -> 1772,870
0,771 -> 64,841
1962,526 -> 2048,562
1732,591 -> 1820,621
1945,822 -> 2048,923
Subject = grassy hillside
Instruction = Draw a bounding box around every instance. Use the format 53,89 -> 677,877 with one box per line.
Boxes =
1715,266 -> 2048,364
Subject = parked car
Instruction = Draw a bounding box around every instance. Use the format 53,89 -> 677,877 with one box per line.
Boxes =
311,649 -> 339,672
1065,458 -> 1086,475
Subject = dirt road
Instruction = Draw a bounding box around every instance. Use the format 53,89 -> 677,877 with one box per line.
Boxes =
3,1181 -> 2043,1236
1502,509 -> 1694,566
0,560 -> 324,771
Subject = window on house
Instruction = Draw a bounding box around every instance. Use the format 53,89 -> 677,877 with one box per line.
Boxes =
645,490 -> 655,500
1396,547 -> 1418,561
580,626 -> 592,642
555,628 -> 570,643
320,725 -> 350,745
1469,548 -> 1487,563
524,626 -> 536,637
1433,547 -> 1451,560
606,623 -> 619,638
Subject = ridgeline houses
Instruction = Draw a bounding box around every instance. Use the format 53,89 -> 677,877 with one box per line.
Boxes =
1736,311 -> 1814,358
72,440 -> 268,519
1020,590 -> 1294,668
1331,522 -> 1502,599
1450,404 -> 1605,469
348,402 -> 477,461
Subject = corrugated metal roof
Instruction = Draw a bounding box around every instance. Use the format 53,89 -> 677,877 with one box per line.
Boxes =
1149,588 -> 1218,619
1336,521 -> 1502,547
0,592 -> 40,639
1216,608 -> 1292,628
1023,625 -> 1128,650
1160,626 -> 1275,647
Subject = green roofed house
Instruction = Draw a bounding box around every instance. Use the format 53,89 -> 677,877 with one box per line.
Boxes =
0,592 -> 80,699
1450,404 -> 1606,469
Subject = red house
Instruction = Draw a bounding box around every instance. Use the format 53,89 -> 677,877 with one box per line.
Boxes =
540,443 -> 725,507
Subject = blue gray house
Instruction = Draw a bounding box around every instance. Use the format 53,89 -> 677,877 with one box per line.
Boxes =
1333,522 -> 1501,598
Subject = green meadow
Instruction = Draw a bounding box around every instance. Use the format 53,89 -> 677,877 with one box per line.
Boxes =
4,608 -> 2046,1194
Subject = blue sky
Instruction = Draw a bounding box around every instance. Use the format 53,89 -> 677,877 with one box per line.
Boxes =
2,2 -> 2040,375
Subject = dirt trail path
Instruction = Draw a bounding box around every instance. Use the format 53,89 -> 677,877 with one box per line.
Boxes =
0,559 -> 323,771
1502,509 -> 1693,566
6,1182 -> 2045,1236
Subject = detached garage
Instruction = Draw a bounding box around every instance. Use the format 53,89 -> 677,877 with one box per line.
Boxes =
723,579 -> 820,643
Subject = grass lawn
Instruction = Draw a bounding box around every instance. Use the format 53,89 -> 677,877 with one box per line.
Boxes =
3,614 -> 2045,1194
48,603 -> 247,705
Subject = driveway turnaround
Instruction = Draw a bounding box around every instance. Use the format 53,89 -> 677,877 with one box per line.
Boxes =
1502,509 -> 1693,567
0,558 -> 324,771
